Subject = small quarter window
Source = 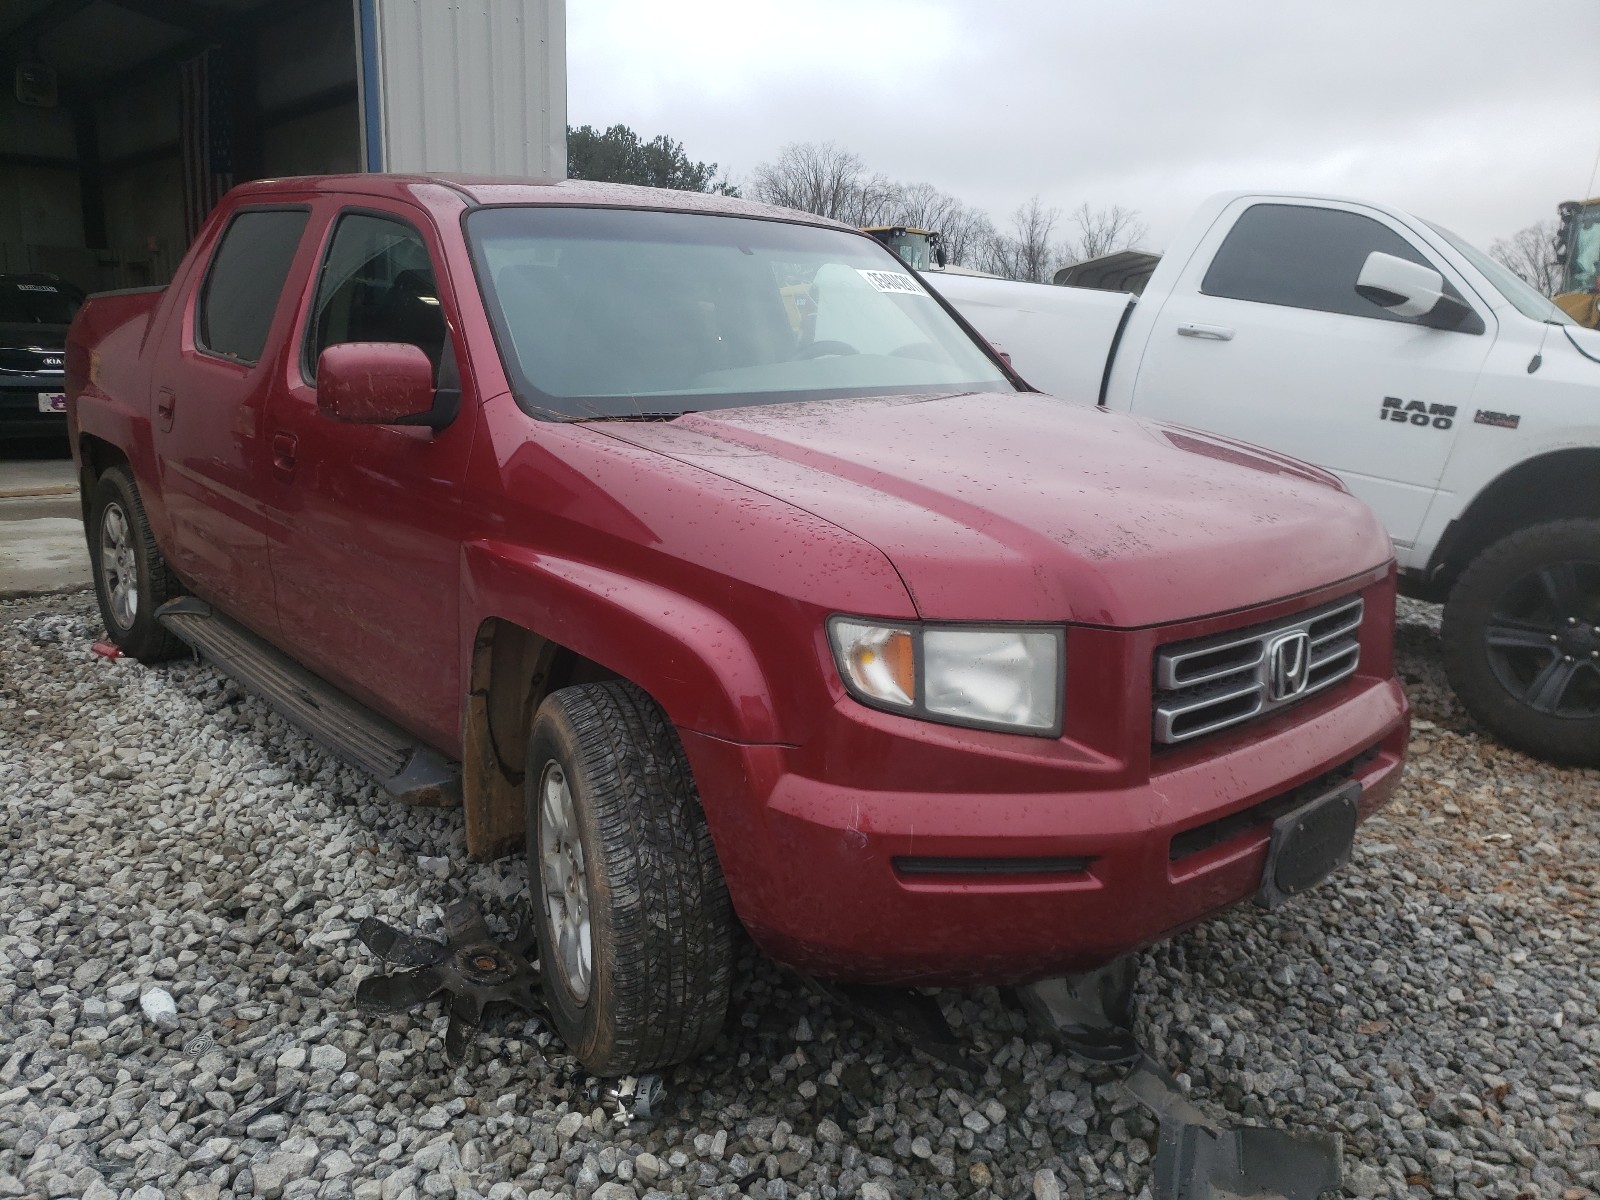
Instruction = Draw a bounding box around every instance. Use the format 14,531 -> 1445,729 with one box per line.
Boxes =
1202,203 -> 1462,324
197,209 -> 310,363
305,212 -> 448,380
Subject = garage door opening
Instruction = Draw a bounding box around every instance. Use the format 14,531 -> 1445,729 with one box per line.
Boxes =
1,0 -> 565,295
1,0 -> 365,293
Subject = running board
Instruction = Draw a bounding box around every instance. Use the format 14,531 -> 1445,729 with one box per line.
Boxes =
157,598 -> 460,805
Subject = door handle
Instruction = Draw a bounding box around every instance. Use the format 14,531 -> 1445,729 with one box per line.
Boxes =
156,388 -> 176,432
1177,322 -> 1235,341
272,432 -> 299,477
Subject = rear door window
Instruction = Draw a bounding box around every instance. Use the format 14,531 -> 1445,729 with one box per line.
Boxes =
196,208 -> 310,364
1201,203 -> 1452,323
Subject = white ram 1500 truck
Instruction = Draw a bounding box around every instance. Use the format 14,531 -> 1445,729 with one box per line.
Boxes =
929,191 -> 1600,765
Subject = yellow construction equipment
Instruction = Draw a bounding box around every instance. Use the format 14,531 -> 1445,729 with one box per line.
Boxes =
862,226 -> 946,271
1554,197 -> 1600,327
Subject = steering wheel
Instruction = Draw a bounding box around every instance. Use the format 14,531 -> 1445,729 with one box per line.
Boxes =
889,341 -> 941,361
797,340 -> 859,359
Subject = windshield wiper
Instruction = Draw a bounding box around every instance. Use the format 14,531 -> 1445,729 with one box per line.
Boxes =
581,411 -> 695,423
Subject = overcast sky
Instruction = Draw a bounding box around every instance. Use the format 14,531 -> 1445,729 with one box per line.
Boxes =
568,0 -> 1600,253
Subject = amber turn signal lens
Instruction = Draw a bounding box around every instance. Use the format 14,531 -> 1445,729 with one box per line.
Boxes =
852,629 -> 915,702
830,620 -> 917,708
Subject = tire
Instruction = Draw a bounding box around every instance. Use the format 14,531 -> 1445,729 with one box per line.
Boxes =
87,466 -> 184,663
1441,518 -> 1600,766
524,679 -> 734,1075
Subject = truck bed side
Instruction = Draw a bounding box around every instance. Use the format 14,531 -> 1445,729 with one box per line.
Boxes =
66,284 -> 175,533
924,271 -> 1132,405
67,289 -> 164,440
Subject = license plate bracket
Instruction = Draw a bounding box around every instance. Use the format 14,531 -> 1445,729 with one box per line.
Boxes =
1254,781 -> 1360,910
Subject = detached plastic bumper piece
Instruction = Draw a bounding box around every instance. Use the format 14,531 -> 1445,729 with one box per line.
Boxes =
1016,962 -> 1343,1200
1124,1064 -> 1342,1200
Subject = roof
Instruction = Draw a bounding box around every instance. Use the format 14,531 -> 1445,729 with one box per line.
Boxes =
227,174 -> 849,230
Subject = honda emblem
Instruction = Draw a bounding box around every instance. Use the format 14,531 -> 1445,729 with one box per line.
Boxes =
1265,630 -> 1312,701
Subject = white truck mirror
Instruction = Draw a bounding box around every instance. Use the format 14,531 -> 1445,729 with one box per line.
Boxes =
1355,251 -> 1478,330
1355,251 -> 1446,317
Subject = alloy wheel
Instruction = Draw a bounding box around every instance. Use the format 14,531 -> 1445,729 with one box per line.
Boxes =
99,501 -> 139,630
536,761 -> 592,1002
1482,560 -> 1600,719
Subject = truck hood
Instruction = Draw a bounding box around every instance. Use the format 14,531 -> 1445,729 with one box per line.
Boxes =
590,392 -> 1391,627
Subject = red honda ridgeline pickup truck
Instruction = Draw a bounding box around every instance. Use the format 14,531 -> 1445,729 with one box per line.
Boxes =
68,176 -> 1408,1074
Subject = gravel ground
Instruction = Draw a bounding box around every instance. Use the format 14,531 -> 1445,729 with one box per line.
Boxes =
1,591 -> 1595,1200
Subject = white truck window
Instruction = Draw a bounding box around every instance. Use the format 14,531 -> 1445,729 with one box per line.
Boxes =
1201,204 -> 1453,325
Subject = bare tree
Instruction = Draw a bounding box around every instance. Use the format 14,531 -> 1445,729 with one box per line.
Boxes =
750,141 -> 1146,282
937,207 -> 998,270
1059,203 -> 1150,265
748,141 -> 898,227
1490,219 -> 1562,297
977,197 -> 1062,282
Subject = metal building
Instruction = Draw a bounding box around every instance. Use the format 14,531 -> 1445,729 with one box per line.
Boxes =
0,0 -> 566,292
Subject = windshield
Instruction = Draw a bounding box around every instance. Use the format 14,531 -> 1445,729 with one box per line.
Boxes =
0,278 -> 83,326
1565,205 -> 1600,295
883,232 -> 935,271
1425,221 -> 1574,326
466,207 -> 1011,419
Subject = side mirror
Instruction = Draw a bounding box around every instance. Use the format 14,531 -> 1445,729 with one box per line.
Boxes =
1355,251 -> 1477,330
316,342 -> 448,427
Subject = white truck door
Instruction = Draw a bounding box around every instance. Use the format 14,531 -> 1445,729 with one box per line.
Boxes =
1125,199 -> 1496,551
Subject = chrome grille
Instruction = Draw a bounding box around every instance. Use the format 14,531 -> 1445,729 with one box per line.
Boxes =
1153,596 -> 1363,746
0,346 -> 64,375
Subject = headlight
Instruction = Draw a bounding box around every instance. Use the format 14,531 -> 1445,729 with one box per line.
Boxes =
828,617 -> 1063,735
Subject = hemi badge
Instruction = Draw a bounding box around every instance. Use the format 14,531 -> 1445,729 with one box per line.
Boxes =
1474,410 -> 1520,429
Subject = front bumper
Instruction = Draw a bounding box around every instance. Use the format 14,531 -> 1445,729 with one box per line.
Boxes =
680,569 -> 1408,986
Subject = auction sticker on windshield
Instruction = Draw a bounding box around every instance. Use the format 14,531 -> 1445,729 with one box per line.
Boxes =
38,392 -> 66,413
857,269 -> 927,296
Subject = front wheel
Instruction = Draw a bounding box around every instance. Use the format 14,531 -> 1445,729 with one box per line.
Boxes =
524,680 -> 734,1075
1441,519 -> 1600,766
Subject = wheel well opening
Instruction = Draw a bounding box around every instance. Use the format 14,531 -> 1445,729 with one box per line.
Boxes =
76,435 -> 128,521
460,618 -> 622,859
1425,449 -> 1600,598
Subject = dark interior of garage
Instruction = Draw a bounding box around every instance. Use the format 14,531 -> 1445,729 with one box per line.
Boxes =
1,0 -> 362,293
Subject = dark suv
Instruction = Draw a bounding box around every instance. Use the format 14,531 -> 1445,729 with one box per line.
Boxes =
1,273 -> 83,444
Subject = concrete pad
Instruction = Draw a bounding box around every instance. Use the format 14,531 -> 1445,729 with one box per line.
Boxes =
0,500 -> 90,598
0,457 -> 78,498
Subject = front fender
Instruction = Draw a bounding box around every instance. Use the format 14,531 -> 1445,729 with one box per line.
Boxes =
462,539 -> 780,744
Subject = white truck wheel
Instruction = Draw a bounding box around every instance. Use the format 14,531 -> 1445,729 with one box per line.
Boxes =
1441,519 -> 1600,766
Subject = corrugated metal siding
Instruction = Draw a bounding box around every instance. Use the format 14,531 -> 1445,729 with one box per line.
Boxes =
370,0 -> 566,178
